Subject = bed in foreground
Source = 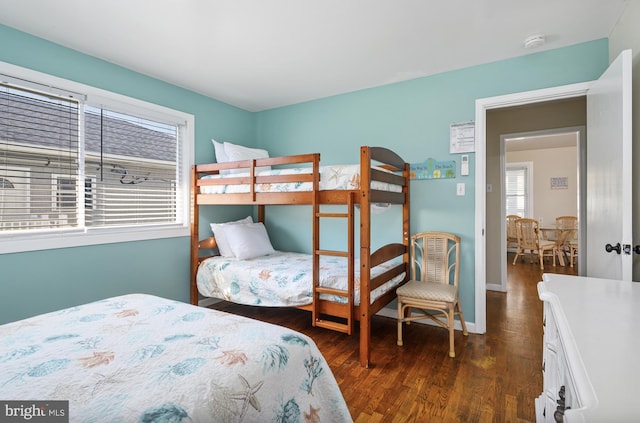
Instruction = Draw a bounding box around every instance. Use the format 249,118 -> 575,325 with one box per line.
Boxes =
0,293 -> 352,423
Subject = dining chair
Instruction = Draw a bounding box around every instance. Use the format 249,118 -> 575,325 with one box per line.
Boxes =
568,241 -> 578,267
396,231 -> 468,358
512,218 -> 556,270
506,215 -> 521,250
556,216 -> 578,267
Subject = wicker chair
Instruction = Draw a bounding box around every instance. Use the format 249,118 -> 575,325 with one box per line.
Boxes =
556,216 -> 578,267
512,218 -> 556,270
506,214 -> 521,250
396,231 -> 468,358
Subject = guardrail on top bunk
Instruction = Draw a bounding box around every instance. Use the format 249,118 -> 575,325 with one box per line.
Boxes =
361,146 -> 408,205
359,144 -> 410,262
193,153 -> 321,205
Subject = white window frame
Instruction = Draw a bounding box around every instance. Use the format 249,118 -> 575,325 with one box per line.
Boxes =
0,61 -> 193,254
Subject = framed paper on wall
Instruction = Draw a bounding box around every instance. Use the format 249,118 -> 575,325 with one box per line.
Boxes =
550,177 -> 568,189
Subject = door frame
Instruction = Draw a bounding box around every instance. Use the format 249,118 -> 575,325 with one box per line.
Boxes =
495,127 -> 585,293
474,81 -> 592,334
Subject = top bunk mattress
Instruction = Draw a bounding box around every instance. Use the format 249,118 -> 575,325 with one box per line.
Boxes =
200,164 -> 402,194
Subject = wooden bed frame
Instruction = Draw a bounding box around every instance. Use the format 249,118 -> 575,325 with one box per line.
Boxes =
190,146 -> 410,367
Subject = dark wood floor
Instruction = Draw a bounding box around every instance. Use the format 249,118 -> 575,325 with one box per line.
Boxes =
208,255 -> 578,422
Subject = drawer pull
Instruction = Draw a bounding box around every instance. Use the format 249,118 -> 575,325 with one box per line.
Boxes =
553,385 -> 568,422
554,409 -> 564,422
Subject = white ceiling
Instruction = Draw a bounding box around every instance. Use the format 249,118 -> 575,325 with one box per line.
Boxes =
0,0 -> 628,112
506,132 -> 578,152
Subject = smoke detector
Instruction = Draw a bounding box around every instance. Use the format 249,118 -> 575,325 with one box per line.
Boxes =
524,34 -> 546,49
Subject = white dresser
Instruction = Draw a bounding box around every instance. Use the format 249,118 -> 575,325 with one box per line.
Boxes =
536,273 -> 640,422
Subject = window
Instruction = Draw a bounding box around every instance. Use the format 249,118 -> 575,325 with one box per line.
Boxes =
84,176 -> 96,210
0,62 -> 193,253
505,162 -> 533,218
52,175 -> 77,209
82,106 -> 179,227
0,167 -> 30,229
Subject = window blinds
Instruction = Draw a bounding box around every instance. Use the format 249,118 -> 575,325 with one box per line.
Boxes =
0,82 -> 180,232
0,82 -> 80,231
505,166 -> 529,217
83,106 -> 178,227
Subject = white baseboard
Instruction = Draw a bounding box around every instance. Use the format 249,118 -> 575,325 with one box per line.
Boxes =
486,283 -> 505,292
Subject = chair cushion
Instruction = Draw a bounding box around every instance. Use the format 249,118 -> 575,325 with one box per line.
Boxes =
397,280 -> 457,302
539,239 -> 555,248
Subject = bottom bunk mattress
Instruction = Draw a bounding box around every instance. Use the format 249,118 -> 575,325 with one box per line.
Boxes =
0,293 -> 352,423
196,251 -> 405,307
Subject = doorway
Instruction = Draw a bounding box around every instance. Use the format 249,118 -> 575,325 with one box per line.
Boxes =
497,127 -> 584,292
473,49 -> 632,335
473,82 -> 592,334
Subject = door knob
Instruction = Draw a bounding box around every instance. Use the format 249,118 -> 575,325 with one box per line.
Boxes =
635,246 -> 640,255
605,243 -> 621,254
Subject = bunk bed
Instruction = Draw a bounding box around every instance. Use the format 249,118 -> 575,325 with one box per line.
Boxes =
190,146 -> 410,368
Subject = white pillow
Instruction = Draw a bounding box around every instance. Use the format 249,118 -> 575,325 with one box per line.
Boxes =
210,216 -> 253,257
224,222 -> 276,260
223,141 -> 271,174
211,139 -> 231,175
212,139 -> 229,162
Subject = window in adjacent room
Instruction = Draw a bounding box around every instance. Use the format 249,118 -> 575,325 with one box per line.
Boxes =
505,162 -> 533,218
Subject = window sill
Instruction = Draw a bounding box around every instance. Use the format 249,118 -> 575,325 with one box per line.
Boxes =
0,225 -> 189,254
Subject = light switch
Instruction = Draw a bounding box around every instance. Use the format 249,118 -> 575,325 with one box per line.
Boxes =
457,183 -> 465,196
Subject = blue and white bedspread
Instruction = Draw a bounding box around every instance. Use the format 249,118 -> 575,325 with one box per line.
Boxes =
0,294 -> 353,423
196,251 -> 405,307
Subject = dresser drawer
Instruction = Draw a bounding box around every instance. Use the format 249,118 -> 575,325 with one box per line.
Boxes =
539,290 -> 578,422
537,275 -> 638,422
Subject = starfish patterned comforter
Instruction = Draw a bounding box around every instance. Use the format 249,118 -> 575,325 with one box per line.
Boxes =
196,251 -> 405,307
199,164 -> 402,194
0,293 -> 352,423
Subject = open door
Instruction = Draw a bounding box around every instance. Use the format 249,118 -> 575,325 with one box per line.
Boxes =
475,50 -> 632,333
586,49 -> 633,280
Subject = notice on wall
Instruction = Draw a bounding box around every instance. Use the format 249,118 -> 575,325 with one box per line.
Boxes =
450,121 -> 475,153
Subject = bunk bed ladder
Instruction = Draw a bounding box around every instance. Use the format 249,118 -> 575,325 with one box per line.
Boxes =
312,192 -> 356,335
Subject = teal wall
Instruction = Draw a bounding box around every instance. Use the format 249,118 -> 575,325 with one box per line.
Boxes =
0,24 -> 255,324
256,39 -> 609,321
0,21 -> 609,326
